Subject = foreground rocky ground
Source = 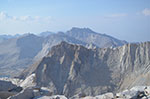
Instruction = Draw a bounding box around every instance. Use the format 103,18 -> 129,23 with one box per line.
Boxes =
1,77 -> 150,99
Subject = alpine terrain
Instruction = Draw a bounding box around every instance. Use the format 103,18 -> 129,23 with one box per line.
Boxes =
0,28 -> 127,77
13,41 -> 150,98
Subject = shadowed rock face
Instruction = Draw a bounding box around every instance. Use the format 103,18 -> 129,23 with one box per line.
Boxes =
0,80 -> 21,99
0,34 -> 44,77
35,42 -> 114,96
20,41 -> 150,97
0,80 -> 17,91
16,34 -> 44,59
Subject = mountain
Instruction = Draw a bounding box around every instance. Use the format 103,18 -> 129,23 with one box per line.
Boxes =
39,31 -> 55,37
35,27 -> 127,60
0,34 -> 44,77
0,32 -> 94,77
0,27 -> 127,77
19,41 -> 150,97
66,27 -> 127,48
34,32 -> 95,61
0,34 -> 20,43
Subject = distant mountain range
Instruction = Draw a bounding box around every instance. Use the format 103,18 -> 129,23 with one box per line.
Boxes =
0,34 -> 44,77
0,34 -> 20,44
0,27 -> 127,77
66,27 -> 127,48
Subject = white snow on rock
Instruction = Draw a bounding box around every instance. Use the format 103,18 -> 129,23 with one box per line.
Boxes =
20,73 -> 36,88
79,93 -> 114,99
115,86 -> 150,99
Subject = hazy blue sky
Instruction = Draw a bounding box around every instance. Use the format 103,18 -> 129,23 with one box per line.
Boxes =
0,0 -> 150,42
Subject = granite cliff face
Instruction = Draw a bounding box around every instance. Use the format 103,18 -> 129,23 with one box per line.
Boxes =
19,41 -> 150,97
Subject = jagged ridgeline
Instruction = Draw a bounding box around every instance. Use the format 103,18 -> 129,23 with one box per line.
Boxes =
19,41 -> 150,97
0,27 -> 127,77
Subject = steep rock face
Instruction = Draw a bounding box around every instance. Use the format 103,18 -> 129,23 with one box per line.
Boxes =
20,41 -> 150,97
23,42 -> 114,97
96,42 -> 150,91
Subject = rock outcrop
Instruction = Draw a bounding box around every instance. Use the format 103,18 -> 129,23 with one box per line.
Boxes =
0,80 -> 22,99
0,80 -> 17,91
8,86 -> 53,99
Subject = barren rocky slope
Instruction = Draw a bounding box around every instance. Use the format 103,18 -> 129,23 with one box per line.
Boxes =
19,41 -> 150,97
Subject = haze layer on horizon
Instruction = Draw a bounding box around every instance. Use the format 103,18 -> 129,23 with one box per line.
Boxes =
0,0 -> 150,42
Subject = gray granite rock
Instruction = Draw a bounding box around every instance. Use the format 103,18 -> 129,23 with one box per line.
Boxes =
19,41 -> 150,97
0,80 -> 17,91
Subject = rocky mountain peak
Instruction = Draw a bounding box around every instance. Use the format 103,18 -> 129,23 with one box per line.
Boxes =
69,27 -> 95,34
66,27 -> 127,48
47,41 -> 85,59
